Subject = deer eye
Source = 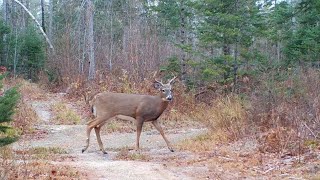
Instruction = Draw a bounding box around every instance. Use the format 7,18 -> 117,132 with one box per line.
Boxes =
162,89 -> 165,93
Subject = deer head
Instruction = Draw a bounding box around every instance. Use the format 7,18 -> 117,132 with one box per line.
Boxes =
154,76 -> 176,101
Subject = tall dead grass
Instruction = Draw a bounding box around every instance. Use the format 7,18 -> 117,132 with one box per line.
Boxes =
190,95 -> 248,142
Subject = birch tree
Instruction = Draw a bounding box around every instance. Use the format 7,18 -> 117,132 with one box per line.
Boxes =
86,0 -> 95,80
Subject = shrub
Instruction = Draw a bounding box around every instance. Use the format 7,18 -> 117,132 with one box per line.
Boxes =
0,74 -> 20,147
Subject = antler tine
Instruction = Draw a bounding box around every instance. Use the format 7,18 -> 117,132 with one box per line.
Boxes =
154,79 -> 164,86
168,76 -> 177,84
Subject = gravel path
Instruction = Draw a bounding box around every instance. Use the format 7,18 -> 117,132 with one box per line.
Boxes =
13,94 -> 206,179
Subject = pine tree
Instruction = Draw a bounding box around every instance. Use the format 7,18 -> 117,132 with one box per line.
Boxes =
0,73 -> 20,147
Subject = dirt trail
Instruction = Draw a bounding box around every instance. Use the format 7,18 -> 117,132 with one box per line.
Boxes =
13,93 -> 205,180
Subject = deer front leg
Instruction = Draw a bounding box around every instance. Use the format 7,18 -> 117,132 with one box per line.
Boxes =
152,120 -> 174,152
135,120 -> 144,153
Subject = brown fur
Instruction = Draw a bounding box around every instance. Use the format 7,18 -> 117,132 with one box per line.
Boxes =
82,77 -> 176,154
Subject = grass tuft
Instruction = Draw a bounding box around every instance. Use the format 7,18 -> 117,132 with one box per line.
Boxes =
51,102 -> 81,125
114,147 -> 151,161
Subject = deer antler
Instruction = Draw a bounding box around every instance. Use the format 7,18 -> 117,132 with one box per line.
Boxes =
168,76 -> 177,84
154,79 -> 164,86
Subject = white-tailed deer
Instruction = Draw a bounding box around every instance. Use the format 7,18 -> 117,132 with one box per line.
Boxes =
82,77 -> 176,154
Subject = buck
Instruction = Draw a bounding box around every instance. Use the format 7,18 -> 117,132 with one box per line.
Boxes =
82,77 -> 176,154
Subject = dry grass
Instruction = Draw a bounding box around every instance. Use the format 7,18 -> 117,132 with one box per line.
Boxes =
51,102 -> 81,125
13,100 -> 39,136
114,147 -> 151,161
0,146 -> 86,179
16,147 -> 68,160
15,78 -> 47,101
177,133 -> 217,152
189,95 -> 248,142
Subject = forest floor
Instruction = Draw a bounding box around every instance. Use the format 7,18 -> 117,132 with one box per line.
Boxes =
10,85 -> 320,180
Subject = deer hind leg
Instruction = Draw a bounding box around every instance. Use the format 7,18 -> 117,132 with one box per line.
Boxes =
152,120 -> 174,152
94,120 -> 108,154
82,123 -> 94,153
82,117 -> 106,153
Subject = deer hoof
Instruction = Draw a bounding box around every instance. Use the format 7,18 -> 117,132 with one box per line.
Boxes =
100,148 -> 108,154
170,149 -> 174,152
81,149 -> 85,153
134,149 -> 141,154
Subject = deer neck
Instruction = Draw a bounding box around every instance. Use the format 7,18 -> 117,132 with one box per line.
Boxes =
157,94 -> 170,111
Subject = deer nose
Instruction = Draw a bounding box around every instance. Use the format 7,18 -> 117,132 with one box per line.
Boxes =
166,95 -> 173,101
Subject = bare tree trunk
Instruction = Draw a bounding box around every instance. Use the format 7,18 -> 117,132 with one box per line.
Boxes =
13,26 -> 18,77
2,0 -> 9,65
109,0 -> 113,71
233,0 -> 239,93
180,1 -> 187,82
3,0 -> 7,23
79,18 -> 87,74
25,0 -> 29,26
12,1 -> 17,77
87,0 -> 95,80
223,44 -> 231,81
275,0 -> 280,63
81,21 -> 87,74
48,0 -> 53,40
41,0 -> 45,32
276,31 -> 281,62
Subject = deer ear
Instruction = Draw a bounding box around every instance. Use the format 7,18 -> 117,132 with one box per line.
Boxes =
153,82 -> 163,90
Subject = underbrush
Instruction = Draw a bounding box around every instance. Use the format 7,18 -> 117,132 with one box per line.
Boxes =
0,79 -> 40,141
177,67 -> 320,156
48,67 -> 320,156
0,146 -> 85,179
250,68 -> 320,155
13,100 -> 39,136
12,78 -> 47,101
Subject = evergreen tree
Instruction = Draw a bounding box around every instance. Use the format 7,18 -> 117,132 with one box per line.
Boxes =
284,0 -> 320,65
0,73 -> 20,147
192,0 -> 262,85
20,27 -> 46,81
